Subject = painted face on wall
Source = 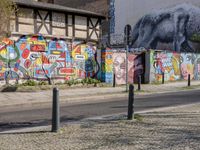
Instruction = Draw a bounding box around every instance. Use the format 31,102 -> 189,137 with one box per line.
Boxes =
180,53 -> 194,80
113,56 -> 126,80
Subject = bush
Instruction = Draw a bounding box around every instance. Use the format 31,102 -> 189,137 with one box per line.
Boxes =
81,77 -> 101,85
38,81 -> 47,85
22,80 -> 37,86
65,80 -> 74,86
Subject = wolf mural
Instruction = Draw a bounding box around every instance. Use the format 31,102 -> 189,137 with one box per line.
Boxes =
131,3 -> 200,52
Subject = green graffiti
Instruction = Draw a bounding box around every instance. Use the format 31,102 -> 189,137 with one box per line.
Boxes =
0,46 -> 20,62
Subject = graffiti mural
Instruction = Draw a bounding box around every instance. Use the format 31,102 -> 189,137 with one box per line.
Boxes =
101,48 -> 113,83
150,50 -> 200,82
113,53 -> 126,84
72,41 -> 99,79
113,52 -> 144,85
131,4 -> 200,52
0,35 -> 99,83
128,54 -> 144,83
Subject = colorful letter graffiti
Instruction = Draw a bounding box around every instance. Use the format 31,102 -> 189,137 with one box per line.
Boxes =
150,50 -> 200,82
0,35 -> 99,83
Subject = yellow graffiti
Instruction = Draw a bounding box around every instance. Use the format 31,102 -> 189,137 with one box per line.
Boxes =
172,56 -> 180,75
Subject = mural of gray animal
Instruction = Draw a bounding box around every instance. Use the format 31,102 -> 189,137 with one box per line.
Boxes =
131,3 -> 200,52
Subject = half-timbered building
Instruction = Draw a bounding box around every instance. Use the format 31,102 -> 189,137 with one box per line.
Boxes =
10,0 -> 105,43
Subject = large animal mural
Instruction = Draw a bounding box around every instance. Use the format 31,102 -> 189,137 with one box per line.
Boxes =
150,50 -> 200,82
131,4 -> 200,52
0,35 -> 99,83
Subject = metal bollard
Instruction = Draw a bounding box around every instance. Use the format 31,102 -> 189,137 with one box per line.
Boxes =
113,73 -> 116,88
162,72 -> 165,84
52,87 -> 60,132
138,75 -> 141,91
188,74 -> 191,87
127,84 -> 134,120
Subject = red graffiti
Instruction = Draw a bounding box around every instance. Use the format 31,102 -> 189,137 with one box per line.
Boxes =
20,43 -> 27,50
59,68 -> 74,75
14,68 -> 18,72
22,49 -> 30,59
36,70 -> 48,75
31,44 -> 46,52
0,73 -> 4,77
24,59 -> 31,69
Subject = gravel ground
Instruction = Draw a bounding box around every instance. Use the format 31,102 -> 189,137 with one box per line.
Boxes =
0,104 -> 200,150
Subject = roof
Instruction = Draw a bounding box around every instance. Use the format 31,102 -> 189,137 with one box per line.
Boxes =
13,0 -> 106,18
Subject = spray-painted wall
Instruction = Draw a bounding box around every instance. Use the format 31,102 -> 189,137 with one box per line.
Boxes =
149,50 -> 200,82
112,52 -> 144,84
0,35 -> 99,82
101,48 -> 113,83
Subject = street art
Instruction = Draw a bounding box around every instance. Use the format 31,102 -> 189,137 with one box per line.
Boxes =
113,53 -> 126,84
128,54 -> 144,83
131,4 -> 200,52
0,35 -> 99,83
101,48 -> 113,83
113,52 -> 144,85
72,41 -> 99,79
150,50 -> 200,82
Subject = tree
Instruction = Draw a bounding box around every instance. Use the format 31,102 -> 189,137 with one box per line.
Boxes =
0,0 -> 17,38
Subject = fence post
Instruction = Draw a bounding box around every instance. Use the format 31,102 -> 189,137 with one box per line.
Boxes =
138,75 -> 141,91
127,84 -> 134,120
52,87 -> 60,132
188,74 -> 191,87
162,72 -> 165,84
113,73 -> 116,87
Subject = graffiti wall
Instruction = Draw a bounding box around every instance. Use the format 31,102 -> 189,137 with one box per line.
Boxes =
150,50 -> 200,82
113,52 -> 144,85
101,49 -> 113,83
0,35 -> 99,83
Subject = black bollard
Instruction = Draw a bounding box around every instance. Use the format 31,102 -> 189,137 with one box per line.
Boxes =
113,73 -> 116,87
138,75 -> 141,91
162,72 -> 165,84
188,74 -> 191,87
127,84 -> 134,120
52,87 -> 60,132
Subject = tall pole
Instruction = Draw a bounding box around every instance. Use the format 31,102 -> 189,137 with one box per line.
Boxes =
124,24 -> 131,92
126,45 -> 128,92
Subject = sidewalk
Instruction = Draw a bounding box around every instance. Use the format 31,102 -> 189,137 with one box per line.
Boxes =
1,100 -> 200,149
0,80 -> 200,108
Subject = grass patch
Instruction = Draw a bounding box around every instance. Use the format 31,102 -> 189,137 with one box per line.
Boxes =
134,114 -> 143,122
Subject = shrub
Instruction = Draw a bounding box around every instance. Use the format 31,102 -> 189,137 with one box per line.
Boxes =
38,81 -> 47,85
22,80 -> 37,86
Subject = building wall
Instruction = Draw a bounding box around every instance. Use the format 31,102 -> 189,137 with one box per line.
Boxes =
10,6 -> 102,42
110,0 -> 200,49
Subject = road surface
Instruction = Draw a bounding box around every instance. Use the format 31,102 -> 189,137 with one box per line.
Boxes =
0,89 -> 199,131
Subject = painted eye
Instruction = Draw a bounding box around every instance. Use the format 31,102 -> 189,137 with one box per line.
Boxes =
180,56 -> 183,63
186,55 -> 191,61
